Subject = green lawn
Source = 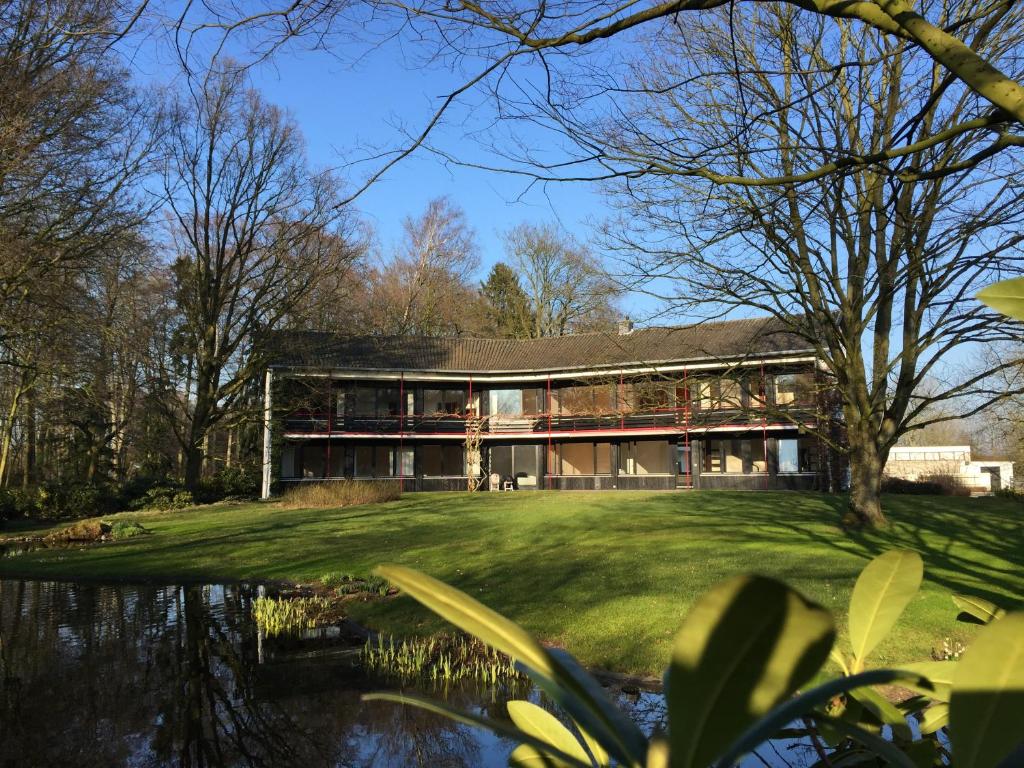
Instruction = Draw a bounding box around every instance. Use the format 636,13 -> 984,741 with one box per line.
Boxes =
2,491 -> 1021,676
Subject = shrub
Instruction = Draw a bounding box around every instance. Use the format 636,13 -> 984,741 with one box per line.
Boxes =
108,520 -> 149,540
279,480 -> 402,510
194,466 -> 259,503
881,475 -> 970,496
995,486 -> 1024,501
132,485 -> 194,511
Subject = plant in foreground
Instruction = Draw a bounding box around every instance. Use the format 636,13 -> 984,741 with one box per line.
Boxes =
364,551 -> 1023,767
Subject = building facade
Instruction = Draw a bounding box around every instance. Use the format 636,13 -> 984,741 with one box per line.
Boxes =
261,317 -> 842,497
885,445 -> 1014,493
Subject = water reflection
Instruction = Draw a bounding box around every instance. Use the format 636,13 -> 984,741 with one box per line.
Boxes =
0,580 -> 818,767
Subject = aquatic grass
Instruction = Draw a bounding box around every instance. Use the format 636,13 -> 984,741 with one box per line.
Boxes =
320,572 -> 392,596
362,632 -> 528,686
280,480 -> 401,510
252,595 -> 338,637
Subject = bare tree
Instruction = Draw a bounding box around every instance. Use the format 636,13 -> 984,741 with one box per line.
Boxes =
366,197 -> 482,336
503,223 -> 620,338
172,0 -> 1024,201
592,7 -> 1024,524
159,65 -> 361,492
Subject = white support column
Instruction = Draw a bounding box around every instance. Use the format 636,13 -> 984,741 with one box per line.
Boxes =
261,368 -> 274,500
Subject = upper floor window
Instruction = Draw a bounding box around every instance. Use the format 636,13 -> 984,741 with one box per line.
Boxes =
556,384 -> 615,415
354,386 -> 401,417
775,373 -> 815,406
489,388 -> 542,417
696,377 -> 744,410
619,381 -> 673,414
423,388 -> 466,416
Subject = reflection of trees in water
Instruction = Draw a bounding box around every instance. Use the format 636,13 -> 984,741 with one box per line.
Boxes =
0,581 -> 348,767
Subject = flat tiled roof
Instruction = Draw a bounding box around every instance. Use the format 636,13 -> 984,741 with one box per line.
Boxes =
269,316 -> 815,374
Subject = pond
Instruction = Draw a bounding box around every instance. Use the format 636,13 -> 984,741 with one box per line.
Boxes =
0,579 -> 827,767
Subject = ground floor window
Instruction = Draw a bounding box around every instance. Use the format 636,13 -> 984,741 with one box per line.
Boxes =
354,445 -> 412,477
778,436 -> 819,473
557,442 -> 612,475
619,440 -> 671,475
704,438 -> 767,474
421,444 -> 465,476
489,445 -> 539,488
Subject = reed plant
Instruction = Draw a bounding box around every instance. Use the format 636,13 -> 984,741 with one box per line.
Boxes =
279,480 -> 402,510
252,595 -> 337,637
361,632 -> 528,686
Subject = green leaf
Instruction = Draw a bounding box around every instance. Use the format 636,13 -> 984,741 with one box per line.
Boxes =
898,661 -> 956,702
814,715 -> 918,768
953,594 -> 1006,625
919,703 -> 948,735
848,551 -> 923,670
507,701 -> 591,766
713,669 -> 934,768
374,565 -> 647,767
949,612 -> 1024,768
977,277 -> 1024,321
904,739 -> 938,768
667,575 -> 835,768
848,686 -> 912,741
510,744 -> 575,768
362,692 -> 593,768
573,718 -> 611,767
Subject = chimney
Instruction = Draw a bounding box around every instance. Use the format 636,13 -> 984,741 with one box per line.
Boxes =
617,318 -> 634,335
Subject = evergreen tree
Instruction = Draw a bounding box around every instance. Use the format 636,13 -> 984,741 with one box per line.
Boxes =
480,262 -> 532,338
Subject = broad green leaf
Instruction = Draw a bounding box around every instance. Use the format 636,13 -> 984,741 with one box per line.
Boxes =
848,551 -> 923,670
919,703 -> 948,735
362,692 -> 592,768
507,701 -> 591,766
374,565 -> 647,766
713,669 -> 934,768
953,594 -> 1006,625
814,716 -> 917,768
573,718 -> 611,767
510,744 -> 574,768
667,575 -> 835,768
949,612 -> 1024,768
904,738 -> 938,768
977,278 -> 1024,321
848,686 -> 912,741
898,661 -> 956,702
646,739 -> 669,768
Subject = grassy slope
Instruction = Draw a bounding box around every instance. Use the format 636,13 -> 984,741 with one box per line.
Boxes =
1,491 -> 1021,676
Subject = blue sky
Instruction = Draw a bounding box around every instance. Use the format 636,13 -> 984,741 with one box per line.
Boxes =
137,30 -> 624,303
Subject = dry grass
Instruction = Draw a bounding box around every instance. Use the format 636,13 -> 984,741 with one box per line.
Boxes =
278,480 -> 402,510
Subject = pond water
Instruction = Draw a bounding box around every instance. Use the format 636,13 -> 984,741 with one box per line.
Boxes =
0,580 -> 825,767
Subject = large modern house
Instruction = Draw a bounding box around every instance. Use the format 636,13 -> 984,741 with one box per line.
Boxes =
260,317 -> 842,497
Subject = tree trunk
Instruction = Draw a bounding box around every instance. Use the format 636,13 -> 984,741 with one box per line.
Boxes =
847,435 -> 887,527
183,444 -> 203,494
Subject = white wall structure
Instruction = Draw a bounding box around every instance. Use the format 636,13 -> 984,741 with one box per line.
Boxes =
885,445 -> 1014,493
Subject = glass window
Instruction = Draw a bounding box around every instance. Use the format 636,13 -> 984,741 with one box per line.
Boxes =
619,440 -> 671,474
560,442 -> 594,475
354,387 -> 376,417
302,446 -> 325,478
778,439 -> 799,472
490,389 -> 523,416
424,444 -> 465,476
775,373 -> 815,406
424,389 -> 466,415
695,380 -> 714,410
718,379 -> 743,409
557,386 -> 592,416
378,389 -> 401,417
595,443 -> 611,474
705,438 -> 767,473
355,445 -> 374,476
522,388 -> 542,416
399,447 -> 414,477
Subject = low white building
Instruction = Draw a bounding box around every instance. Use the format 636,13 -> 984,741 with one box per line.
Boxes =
885,445 -> 1014,493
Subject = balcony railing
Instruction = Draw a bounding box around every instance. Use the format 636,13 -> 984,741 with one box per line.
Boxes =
282,405 -> 818,435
